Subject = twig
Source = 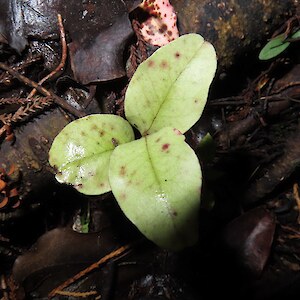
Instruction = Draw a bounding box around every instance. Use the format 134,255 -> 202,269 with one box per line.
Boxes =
0,54 -> 42,86
209,96 -> 246,106
132,19 -> 148,63
0,275 -> 9,300
0,114 -> 13,125
48,243 -> 134,298
216,99 -> 290,147
280,224 -> 300,234
293,183 -> 300,224
126,19 -> 148,79
10,97 -> 54,123
0,126 -> 7,137
7,277 -> 19,300
242,122 -> 300,206
271,81 -> 300,95
0,98 -> 30,106
54,290 -> 98,297
27,14 -> 67,98
0,97 -> 54,126
0,62 -> 86,118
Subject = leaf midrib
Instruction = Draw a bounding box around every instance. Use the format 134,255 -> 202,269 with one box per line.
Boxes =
60,148 -> 113,170
145,136 -> 179,231
145,41 -> 204,135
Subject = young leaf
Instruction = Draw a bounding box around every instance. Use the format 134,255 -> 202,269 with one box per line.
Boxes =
289,29 -> 300,41
109,127 -> 202,250
125,33 -> 217,136
197,132 -> 216,163
49,114 -> 134,195
259,34 -> 290,60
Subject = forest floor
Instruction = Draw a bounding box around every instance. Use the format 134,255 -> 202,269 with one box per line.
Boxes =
0,1 -> 300,299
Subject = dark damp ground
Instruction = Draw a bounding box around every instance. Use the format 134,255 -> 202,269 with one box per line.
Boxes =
0,1 -> 300,299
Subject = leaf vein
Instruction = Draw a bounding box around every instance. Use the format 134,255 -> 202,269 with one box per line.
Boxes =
146,43 -> 203,133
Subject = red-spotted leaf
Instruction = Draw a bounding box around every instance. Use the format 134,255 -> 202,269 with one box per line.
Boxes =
109,127 -> 201,250
125,33 -> 217,136
49,114 -> 134,195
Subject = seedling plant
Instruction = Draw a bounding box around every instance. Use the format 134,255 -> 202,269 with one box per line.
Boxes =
49,34 -> 217,251
259,29 -> 300,60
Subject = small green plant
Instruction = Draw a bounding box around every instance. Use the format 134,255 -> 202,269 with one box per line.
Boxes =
49,34 -> 217,251
259,29 -> 300,60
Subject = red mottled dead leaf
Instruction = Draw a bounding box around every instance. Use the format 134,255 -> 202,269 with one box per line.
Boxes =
140,0 -> 179,46
222,207 -> 276,275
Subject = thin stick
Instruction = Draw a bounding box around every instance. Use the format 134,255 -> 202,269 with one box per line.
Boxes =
132,19 -> 148,63
28,14 -> 67,98
10,97 -> 54,123
0,98 -> 29,106
0,54 -> 42,85
48,243 -> 133,298
54,290 -> 98,297
208,95 -> 245,106
0,125 -> 8,137
209,100 -> 248,106
0,62 -> 86,118
0,275 -> 9,300
271,81 -> 300,95
293,183 -> 300,224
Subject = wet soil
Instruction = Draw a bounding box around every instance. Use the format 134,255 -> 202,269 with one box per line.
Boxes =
0,1 -> 300,299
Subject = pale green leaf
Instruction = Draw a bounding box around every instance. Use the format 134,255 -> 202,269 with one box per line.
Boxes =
197,132 -> 216,162
125,33 -> 217,136
109,127 -> 202,250
259,34 -> 290,60
49,114 -> 135,195
290,29 -> 300,40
